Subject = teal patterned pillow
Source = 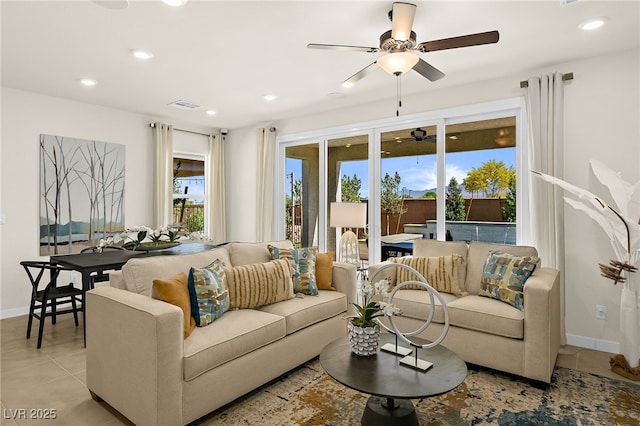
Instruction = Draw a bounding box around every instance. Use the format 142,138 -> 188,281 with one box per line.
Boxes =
268,245 -> 319,296
479,250 -> 540,311
188,259 -> 230,326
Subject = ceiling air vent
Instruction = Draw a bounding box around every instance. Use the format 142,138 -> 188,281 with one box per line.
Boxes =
168,100 -> 202,110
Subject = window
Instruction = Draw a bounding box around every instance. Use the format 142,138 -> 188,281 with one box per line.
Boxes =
277,98 -> 527,264
173,155 -> 205,233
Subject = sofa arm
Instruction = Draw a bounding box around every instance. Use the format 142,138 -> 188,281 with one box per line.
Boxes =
86,286 -> 184,426
367,261 -> 401,286
331,262 -> 357,314
523,267 -> 561,383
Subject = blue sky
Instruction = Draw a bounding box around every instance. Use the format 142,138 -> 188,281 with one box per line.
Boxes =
286,147 -> 515,198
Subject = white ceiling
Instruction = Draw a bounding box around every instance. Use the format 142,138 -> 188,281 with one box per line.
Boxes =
2,1 -> 638,130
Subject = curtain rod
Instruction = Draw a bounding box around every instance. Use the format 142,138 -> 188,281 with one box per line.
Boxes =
149,123 -> 213,138
520,72 -> 573,88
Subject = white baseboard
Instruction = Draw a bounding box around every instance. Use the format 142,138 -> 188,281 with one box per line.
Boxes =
566,333 -> 619,354
1,306 -> 29,320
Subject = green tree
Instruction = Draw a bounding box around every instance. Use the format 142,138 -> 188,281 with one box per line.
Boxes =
463,160 -> 514,198
381,172 -> 407,234
341,174 -> 361,202
462,168 -> 486,198
502,174 -> 517,222
446,177 -> 466,221
421,191 -> 437,199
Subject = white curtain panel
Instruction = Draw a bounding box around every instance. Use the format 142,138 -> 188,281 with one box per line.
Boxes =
152,123 -> 174,229
525,72 -> 566,343
207,134 -> 226,243
256,128 -> 276,241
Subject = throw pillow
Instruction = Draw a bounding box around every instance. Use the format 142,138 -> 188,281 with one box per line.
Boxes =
391,255 -> 467,296
315,251 -> 336,291
225,259 -> 295,309
478,250 -> 540,310
152,272 -> 196,339
187,259 -> 230,327
268,245 -> 319,296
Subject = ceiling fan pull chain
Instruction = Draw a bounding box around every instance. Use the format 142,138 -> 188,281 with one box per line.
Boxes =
396,72 -> 402,117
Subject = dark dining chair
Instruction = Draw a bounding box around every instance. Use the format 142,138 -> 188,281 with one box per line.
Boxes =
20,261 -> 84,349
80,246 -> 126,288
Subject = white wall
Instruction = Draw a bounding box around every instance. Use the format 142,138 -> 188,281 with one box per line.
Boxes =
0,88 -> 213,316
226,48 -> 639,351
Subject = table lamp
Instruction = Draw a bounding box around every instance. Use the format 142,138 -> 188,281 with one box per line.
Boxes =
330,202 -> 367,266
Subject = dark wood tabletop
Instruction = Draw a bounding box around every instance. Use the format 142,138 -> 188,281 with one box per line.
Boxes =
319,333 -> 467,399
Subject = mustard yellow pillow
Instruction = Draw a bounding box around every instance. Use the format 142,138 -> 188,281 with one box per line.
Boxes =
315,252 -> 335,291
153,272 -> 196,339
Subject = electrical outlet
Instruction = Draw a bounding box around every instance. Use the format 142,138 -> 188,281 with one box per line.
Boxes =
595,304 -> 607,320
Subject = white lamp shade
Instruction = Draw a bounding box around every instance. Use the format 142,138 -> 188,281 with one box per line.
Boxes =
377,52 -> 419,75
330,202 -> 367,229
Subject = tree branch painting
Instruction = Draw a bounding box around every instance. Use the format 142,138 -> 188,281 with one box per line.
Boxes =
40,135 -> 125,255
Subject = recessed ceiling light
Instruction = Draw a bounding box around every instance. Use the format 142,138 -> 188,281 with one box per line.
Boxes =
263,94 -> 277,101
341,82 -> 354,89
162,0 -> 187,6
130,49 -> 154,60
206,110 -> 216,116
579,17 -> 608,31
80,79 -> 98,87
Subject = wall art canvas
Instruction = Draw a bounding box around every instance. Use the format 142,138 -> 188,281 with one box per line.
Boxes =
40,134 -> 125,255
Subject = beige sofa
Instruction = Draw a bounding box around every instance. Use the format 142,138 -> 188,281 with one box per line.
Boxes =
369,240 -> 561,383
85,241 -> 357,425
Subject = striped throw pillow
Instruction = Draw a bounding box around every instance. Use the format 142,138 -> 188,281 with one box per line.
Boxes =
225,259 -> 295,309
391,255 -> 467,296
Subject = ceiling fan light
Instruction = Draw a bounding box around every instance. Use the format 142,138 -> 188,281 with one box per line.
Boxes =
377,52 -> 419,75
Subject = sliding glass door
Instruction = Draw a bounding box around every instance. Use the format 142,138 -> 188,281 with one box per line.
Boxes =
276,98 -> 526,264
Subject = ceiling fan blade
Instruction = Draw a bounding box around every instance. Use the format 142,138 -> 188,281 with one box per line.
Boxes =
307,43 -> 379,53
412,58 -> 445,82
417,30 -> 499,52
391,2 -> 417,41
343,62 -> 379,85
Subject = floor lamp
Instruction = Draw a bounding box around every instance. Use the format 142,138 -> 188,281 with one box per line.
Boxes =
330,202 -> 367,266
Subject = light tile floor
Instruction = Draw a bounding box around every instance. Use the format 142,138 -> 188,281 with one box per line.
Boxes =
1,314 -> 635,425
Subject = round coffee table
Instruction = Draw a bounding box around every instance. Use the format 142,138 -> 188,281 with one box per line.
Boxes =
319,333 -> 467,426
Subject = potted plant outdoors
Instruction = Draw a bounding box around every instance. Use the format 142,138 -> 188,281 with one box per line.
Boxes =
348,279 -> 401,356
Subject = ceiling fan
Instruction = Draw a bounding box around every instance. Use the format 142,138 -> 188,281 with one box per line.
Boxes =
307,2 -> 499,86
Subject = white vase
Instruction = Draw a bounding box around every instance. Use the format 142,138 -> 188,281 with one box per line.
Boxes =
348,323 -> 380,356
620,270 -> 640,368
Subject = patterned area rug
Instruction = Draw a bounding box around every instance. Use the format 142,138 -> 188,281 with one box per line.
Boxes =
197,358 -> 640,425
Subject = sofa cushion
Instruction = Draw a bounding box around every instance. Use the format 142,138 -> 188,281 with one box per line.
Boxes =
183,309 -> 286,381
315,252 -> 336,291
257,290 -> 347,334
227,240 -> 293,266
152,272 -> 196,339
413,239 -> 469,259
478,250 -> 540,310
465,241 -> 538,295
225,259 -> 295,309
390,289 -> 459,324
120,247 -> 231,296
188,259 -> 230,326
446,295 -> 524,339
268,245 -> 319,295
390,255 -> 467,296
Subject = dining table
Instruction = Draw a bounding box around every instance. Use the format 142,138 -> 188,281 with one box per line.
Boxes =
50,242 -> 217,345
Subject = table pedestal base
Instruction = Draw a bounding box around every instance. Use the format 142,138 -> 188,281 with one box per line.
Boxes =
361,396 -> 418,426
